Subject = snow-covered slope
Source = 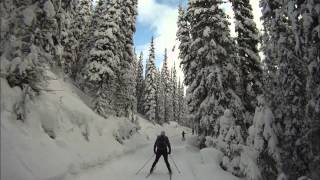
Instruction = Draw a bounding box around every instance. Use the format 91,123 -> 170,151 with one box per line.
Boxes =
0,71 -> 190,180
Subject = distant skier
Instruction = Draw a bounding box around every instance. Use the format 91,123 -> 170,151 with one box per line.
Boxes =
149,131 -> 172,175
182,131 -> 185,141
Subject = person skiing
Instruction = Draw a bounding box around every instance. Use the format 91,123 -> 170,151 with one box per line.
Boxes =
149,131 -> 172,175
182,131 -> 185,141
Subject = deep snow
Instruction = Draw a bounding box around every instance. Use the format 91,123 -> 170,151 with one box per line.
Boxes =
1,71 -> 240,180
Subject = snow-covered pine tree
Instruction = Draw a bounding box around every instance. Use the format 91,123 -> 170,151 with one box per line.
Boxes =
155,67 -> 160,122
187,0 -> 243,136
298,2 -> 320,178
155,68 -> 164,124
59,0 -> 78,79
240,95 -> 280,180
131,51 -> 138,113
72,0 -> 93,79
166,69 -> 174,123
115,0 -> 138,117
261,1 -> 310,179
230,0 -> 263,127
161,48 -> 172,123
283,0 -> 320,179
177,4 -> 192,86
143,37 -> 157,122
85,0 -> 122,117
172,62 -> 178,122
136,52 -> 145,114
177,4 -> 196,129
156,50 -> 170,124
260,0 -> 280,103
217,109 -> 244,177
0,0 -> 79,120
1,0 -> 50,94
177,78 -> 185,125
275,7 -> 309,180
78,0 -> 104,86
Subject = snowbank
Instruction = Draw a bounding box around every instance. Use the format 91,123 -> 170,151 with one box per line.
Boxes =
1,73 -> 141,180
191,148 -> 240,180
1,71 -> 190,180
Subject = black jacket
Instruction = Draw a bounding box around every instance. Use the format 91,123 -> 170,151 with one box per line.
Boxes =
154,135 -> 171,154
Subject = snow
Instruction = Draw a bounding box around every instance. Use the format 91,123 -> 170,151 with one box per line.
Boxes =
68,133 -> 240,180
22,5 -> 37,26
1,70 -> 241,180
1,71 -> 140,180
1,59 -> 241,180
43,0 -> 56,18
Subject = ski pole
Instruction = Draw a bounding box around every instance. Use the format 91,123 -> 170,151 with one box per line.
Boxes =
135,154 -> 155,175
169,155 -> 181,174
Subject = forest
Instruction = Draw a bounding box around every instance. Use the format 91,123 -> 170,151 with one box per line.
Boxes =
0,0 -> 319,180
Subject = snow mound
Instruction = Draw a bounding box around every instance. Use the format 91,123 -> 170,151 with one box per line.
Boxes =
1,71 -> 191,180
200,148 -> 223,165
191,147 -> 240,180
0,71 -> 143,180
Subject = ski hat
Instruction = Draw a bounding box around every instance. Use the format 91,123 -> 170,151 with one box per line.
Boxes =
161,131 -> 165,135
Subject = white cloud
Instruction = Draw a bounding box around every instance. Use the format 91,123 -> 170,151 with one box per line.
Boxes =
136,0 -> 263,84
136,0 -> 182,80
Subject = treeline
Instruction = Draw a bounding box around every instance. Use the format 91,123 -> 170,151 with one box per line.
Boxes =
139,37 -> 187,125
177,0 -> 319,180
0,0 -> 187,124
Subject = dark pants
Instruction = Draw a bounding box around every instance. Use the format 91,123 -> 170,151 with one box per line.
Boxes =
150,150 -> 172,173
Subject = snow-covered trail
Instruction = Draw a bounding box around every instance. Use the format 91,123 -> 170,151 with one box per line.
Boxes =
68,135 -> 239,180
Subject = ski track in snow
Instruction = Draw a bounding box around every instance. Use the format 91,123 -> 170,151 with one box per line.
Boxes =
66,135 -> 238,180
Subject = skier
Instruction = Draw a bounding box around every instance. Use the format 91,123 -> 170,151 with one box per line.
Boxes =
182,131 -> 185,141
149,131 -> 172,175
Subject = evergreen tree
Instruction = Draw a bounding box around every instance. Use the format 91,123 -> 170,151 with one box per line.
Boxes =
85,0 -> 122,117
144,37 -> 157,122
155,68 -> 164,124
1,0 -> 77,120
282,0 -> 320,179
177,4 -> 195,128
161,48 -> 172,123
166,69 -> 174,123
240,96 -> 280,180
177,78 -> 185,125
60,0 -> 78,79
115,0 -> 138,117
187,0 -> 243,136
260,1 -> 310,179
230,0 -> 263,127
172,63 -> 178,122
177,5 -> 192,86
72,0 -> 93,79
217,109 -> 244,176
78,0 -> 105,84
136,52 -> 145,114
298,2 -> 320,178
260,0 -> 280,103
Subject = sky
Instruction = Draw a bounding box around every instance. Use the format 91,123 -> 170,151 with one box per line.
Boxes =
134,0 -> 263,81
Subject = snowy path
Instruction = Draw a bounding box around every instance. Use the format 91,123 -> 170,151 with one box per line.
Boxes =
67,136 -> 239,180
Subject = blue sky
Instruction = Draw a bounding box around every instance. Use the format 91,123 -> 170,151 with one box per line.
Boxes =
134,0 -> 186,47
134,0 -> 185,70
133,0 -> 262,79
